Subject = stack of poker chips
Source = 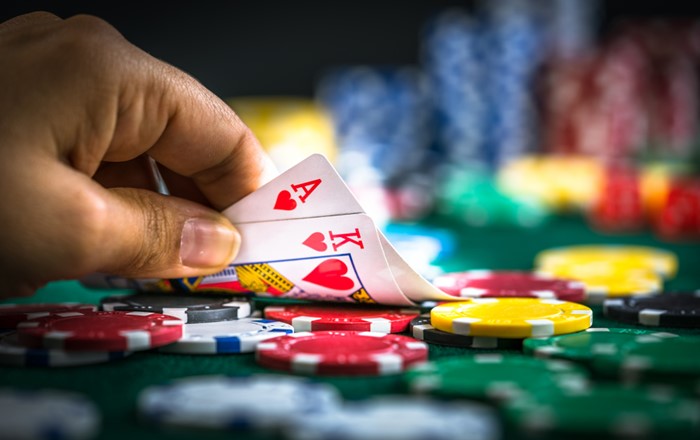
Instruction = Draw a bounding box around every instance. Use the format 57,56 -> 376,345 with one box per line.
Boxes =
543,20 -> 700,162
422,1 -> 584,229
316,66 -> 435,224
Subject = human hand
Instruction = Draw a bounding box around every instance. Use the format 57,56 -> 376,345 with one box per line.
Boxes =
0,12 -> 276,296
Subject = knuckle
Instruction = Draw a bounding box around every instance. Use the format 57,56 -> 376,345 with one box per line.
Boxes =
63,14 -> 119,41
56,15 -> 125,74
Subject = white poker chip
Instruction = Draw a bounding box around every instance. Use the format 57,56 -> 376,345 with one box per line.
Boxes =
159,317 -> 293,354
138,375 -> 341,431
285,396 -> 501,440
0,332 -> 131,367
0,388 -> 100,440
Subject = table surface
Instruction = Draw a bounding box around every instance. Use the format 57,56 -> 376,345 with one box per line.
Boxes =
2,215 -> 699,440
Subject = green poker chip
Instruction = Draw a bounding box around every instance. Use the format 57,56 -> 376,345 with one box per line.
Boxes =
592,334 -> 700,393
404,353 -> 589,403
523,327 -> 678,365
505,385 -> 700,439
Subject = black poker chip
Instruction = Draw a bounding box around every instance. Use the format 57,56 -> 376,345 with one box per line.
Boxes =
603,292 -> 700,328
408,314 -> 523,349
100,293 -> 252,324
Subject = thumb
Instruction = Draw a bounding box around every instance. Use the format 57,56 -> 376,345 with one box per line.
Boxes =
97,187 -> 239,279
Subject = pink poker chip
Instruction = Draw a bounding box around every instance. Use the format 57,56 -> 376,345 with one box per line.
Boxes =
432,271 -> 586,302
0,303 -> 97,329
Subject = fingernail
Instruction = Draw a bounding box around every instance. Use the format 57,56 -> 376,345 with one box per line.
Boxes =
180,218 -> 239,268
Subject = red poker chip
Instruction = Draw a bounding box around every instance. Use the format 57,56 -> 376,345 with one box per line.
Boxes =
255,331 -> 428,376
263,304 -> 419,333
432,270 -> 586,302
0,303 -> 97,329
16,310 -> 183,352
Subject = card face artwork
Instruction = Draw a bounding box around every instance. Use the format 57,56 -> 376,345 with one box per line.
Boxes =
190,214 -> 414,306
223,154 -> 364,224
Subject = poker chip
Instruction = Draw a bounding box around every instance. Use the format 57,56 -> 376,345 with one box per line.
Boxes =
505,385 -> 700,438
405,353 -> 589,403
0,388 -> 100,440
159,317 -> 293,354
409,314 -> 523,349
0,303 -> 96,330
538,264 -> 663,303
100,292 -> 252,323
263,304 -> 419,333
603,292 -> 700,328
432,270 -> 586,302
430,298 -> 592,338
256,331 -> 428,376
592,334 -> 700,386
285,396 -> 501,440
16,311 -> 183,352
524,327 -> 678,361
138,374 -> 341,431
0,332 -> 131,367
535,245 -> 678,278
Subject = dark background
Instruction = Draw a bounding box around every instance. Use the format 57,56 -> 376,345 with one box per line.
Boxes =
2,1 -> 700,98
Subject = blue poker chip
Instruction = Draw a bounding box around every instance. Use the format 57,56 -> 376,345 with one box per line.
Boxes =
0,332 -> 130,368
138,374 -> 341,431
0,388 -> 100,439
159,317 -> 293,354
285,396 -> 501,440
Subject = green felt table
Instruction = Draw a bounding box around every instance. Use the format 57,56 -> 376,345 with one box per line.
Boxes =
1,216 -> 699,440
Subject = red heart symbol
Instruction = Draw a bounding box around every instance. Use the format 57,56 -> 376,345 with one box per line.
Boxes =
302,232 -> 327,252
274,190 -> 297,211
303,258 -> 355,290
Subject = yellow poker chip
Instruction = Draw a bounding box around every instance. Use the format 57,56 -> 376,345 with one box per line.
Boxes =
534,245 -> 678,279
537,266 -> 662,304
430,298 -> 592,339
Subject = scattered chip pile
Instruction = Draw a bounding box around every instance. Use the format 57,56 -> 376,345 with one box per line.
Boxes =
3,244 -> 700,439
0,292 -> 296,365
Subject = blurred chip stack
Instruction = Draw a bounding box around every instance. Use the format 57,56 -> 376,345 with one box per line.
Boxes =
481,0 -> 546,168
316,67 -> 434,225
422,9 -> 488,169
421,2 -> 555,229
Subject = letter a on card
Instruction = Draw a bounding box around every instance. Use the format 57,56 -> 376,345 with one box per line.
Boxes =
223,154 -> 364,224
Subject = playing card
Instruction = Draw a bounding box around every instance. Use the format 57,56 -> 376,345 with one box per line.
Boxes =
223,154 -> 363,224
218,154 -> 458,305
377,232 -> 457,302
189,214 -> 415,306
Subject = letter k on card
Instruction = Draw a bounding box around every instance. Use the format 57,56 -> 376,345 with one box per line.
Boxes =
223,154 -> 364,224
